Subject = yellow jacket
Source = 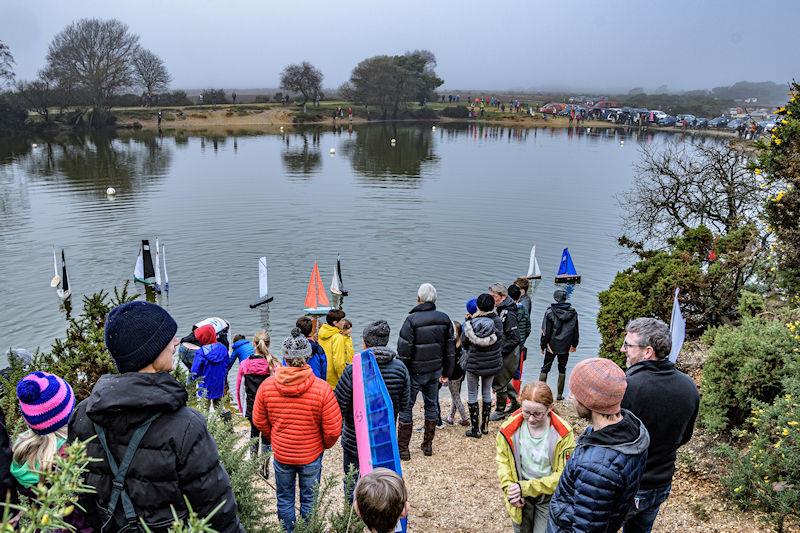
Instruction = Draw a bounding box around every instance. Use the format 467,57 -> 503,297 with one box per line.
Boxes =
495,411 -> 575,525
318,323 -> 354,389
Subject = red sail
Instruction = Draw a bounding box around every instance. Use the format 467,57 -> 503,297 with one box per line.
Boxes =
305,262 -> 330,308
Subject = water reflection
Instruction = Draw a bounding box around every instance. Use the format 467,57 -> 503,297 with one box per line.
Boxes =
282,131 -> 322,177
340,124 -> 438,184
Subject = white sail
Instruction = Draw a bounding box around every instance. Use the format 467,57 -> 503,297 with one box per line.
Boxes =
154,237 -> 163,291
162,243 -> 170,291
330,257 -> 342,295
134,249 -> 144,280
669,288 -> 686,363
50,246 -> 60,287
258,257 -> 269,298
527,245 -> 542,278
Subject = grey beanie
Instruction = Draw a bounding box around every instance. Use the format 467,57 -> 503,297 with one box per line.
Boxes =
282,327 -> 312,360
363,320 -> 390,347
553,289 -> 568,303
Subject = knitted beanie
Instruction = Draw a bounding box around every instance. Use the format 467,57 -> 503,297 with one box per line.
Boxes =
363,320 -> 390,348
553,289 -> 568,303
476,293 -> 495,313
104,301 -> 178,373
17,372 -> 75,435
569,358 -> 627,415
466,298 -> 478,315
282,328 -> 312,360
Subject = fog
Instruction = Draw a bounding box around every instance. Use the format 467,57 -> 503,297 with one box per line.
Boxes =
2,0 -> 797,92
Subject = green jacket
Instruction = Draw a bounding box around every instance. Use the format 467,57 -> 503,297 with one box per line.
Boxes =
516,303 -> 531,346
10,437 -> 67,488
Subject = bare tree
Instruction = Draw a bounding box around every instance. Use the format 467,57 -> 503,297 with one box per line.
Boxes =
619,140 -> 773,247
0,40 -> 14,89
132,48 -> 171,99
279,62 -> 323,106
44,18 -> 140,126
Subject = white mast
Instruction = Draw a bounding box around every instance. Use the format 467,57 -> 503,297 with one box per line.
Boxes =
50,246 -> 61,287
154,237 -> 163,292
162,243 -> 170,292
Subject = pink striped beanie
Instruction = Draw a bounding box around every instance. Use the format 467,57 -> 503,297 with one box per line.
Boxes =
16,372 -> 75,435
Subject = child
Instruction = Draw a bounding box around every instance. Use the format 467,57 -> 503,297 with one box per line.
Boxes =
354,468 -> 409,533
296,316 -> 328,380
318,309 -> 354,389
444,321 -> 469,427
236,330 -> 278,479
228,333 -> 254,369
12,372 -> 88,530
190,324 -> 229,410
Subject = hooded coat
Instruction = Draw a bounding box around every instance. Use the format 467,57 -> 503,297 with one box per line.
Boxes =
68,373 -> 242,533
461,313 -> 503,377
318,324 -> 353,389
547,410 -> 650,533
235,354 -> 275,418
496,296 -> 521,356
227,339 -> 254,368
540,303 -> 580,355
190,343 -> 229,400
308,339 -> 328,381
334,346 -> 411,458
251,365 -> 342,465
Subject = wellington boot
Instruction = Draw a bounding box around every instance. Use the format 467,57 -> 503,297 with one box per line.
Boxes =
557,373 -> 566,401
539,372 -> 548,383
421,419 -> 436,456
481,401 -> 492,434
398,421 -> 413,461
465,402 -> 481,438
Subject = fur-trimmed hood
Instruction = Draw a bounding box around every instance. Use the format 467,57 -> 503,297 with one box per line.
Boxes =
464,317 -> 498,346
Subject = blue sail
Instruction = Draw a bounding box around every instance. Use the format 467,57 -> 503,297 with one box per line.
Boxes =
557,248 -> 578,276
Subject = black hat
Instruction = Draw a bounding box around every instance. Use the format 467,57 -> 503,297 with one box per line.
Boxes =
363,320 -> 390,347
104,301 -> 178,373
477,293 -> 495,312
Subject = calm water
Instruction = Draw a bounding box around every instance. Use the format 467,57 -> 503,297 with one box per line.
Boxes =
0,124 -> 689,387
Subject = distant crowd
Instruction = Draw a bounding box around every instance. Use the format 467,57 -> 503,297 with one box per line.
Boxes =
0,279 -> 699,533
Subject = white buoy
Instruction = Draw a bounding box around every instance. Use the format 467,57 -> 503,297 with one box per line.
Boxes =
432,126 -> 436,131
390,138 -> 396,145
106,187 -> 116,195
329,148 -> 336,154
32,143 -> 38,148
280,126 -> 284,132
620,140 -> 625,146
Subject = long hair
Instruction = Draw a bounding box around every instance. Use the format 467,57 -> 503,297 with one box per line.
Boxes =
13,427 -> 67,470
253,330 -> 280,370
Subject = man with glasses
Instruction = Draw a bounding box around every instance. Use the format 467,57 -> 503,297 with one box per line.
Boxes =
619,318 -> 700,533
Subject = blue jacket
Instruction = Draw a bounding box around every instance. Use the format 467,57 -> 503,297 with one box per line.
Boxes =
308,339 -> 328,381
190,343 -> 229,400
228,339 -> 254,368
547,410 -> 650,533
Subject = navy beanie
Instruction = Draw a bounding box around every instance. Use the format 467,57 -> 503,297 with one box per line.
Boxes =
104,301 -> 178,373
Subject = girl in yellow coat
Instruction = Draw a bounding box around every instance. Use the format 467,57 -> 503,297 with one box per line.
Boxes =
317,309 -> 354,389
496,382 -> 575,533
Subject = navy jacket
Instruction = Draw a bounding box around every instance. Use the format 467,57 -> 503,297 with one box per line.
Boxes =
548,410 -> 650,533
308,339 -> 328,381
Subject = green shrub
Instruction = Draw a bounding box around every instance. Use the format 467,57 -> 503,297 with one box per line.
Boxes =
738,290 -> 766,318
720,378 -> 800,533
439,105 -> 470,118
700,318 -> 800,432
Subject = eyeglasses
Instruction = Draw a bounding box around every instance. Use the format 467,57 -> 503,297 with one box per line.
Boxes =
622,341 -> 649,350
523,410 -> 548,419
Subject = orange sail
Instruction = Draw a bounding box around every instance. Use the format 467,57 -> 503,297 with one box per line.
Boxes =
304,262 -> 330,309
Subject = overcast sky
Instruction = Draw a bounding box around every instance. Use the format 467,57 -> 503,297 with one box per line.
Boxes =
2,0 -> 798,92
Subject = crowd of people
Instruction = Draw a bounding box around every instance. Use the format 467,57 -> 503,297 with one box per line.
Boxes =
0,279 -> 699,533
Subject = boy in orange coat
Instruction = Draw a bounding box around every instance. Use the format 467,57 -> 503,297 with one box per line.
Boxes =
252,328 -> 342,533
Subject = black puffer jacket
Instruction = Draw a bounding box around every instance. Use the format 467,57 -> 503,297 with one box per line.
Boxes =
540,302 -> 580,354
397,302 -> 456,377
496,296 -> 520,356
0,408 -> 16,505
462,313 -> 503,377
68,373 -> 243,533
335,347 -> 411,458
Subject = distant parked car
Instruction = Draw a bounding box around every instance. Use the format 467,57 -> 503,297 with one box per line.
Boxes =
658,115 -> 677,126
708,116 -> 729,128
727,118 -> 746,130
651,110 -> 668,121
676,114 -> 697,127
694,118 -> 709,128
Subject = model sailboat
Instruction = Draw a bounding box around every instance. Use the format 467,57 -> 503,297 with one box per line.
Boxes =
526,245 -> 542,279
555,247 -> 581,284
303,262 -> 332,315
134,239 -> 169,293
250,256 -> 274,308
56,249 -> 71,300
154,237 -> 163,293
50,246 -> 61,287
330,253 -> 349,296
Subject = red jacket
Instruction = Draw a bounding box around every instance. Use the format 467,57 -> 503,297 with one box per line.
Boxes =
252,365 -> 341,465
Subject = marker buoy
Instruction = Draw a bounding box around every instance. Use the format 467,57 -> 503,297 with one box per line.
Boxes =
432,126 -> 436,131
32,143 -> 38,148
390,138 -> 396,145
329,148 -> 336,154
280,126 -> 284,132
106,187 -> 116,195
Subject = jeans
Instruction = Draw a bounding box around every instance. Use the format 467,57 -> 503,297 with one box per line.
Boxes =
466,372 -> 494,403
512,495 -> 550,533
342,447 -> 359,504
399,371 -> 440,423
622,484 -> 672,533
273,455 -> 323,532
540,351 -> 569,375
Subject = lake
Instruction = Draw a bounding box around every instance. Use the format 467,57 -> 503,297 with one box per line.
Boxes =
0,123 -> 688,390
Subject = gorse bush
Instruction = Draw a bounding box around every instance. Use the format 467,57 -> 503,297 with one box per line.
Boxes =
720,378 -> 800,533
700,317 -> 800,432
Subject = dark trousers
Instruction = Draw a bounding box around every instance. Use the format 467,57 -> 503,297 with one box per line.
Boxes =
622,484 -> 672,533
493,348 -> 520,410
541,350 -> 569,375
399,371 -> 440,423
342,447 -> 359,504
249,422 -> 270,456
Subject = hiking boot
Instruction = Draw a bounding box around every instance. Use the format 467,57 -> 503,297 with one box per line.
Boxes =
421,419 -> 436,456
481,401 -> 492,434
465,402 -> 481,438
459,418 -> 471,427
398,421 -> 413,461
489,408 -> 507,421
557,373 -> 566,401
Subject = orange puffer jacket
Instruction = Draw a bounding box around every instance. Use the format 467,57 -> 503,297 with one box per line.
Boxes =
252,365 -> 342,465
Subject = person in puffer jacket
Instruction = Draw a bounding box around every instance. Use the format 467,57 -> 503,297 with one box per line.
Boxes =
236,330 -> 279,478
461,294 -> 503,438
228,334 -> 254,369
335,320 -> 411,502
547,358 -> 649,533
252,328 -> 342,533
190,324 -> 229,408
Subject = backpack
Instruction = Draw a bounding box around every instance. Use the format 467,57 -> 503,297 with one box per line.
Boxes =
93,413 -> 162,532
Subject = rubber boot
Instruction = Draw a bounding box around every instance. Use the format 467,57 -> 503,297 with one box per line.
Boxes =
539,372 -> 548,382
397,421 -> 413,461
481,400 -> 492,434
557,373 -> 566,401
489,389 -> 508,421
465,403 -> 481,438
420,419 -> 436,456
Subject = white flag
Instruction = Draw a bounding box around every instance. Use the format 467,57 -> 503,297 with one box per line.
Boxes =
669,288 -> 686,363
